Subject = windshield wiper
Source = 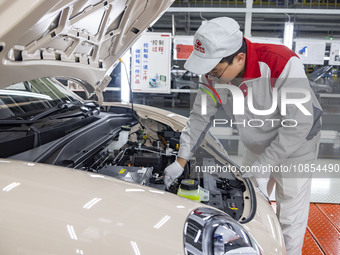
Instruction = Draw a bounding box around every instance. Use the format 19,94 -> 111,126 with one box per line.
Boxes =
0,101 -> 100,125
50,101 -> 100,120
0,101 -> 82,125
28,101 -> 82,122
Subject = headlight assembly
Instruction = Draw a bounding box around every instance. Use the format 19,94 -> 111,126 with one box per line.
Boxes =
184,208 -> 261,255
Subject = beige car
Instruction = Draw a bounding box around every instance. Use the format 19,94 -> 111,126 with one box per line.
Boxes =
0,0 -> 285,254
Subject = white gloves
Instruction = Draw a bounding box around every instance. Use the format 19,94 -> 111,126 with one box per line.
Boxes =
164,160 -> 184,189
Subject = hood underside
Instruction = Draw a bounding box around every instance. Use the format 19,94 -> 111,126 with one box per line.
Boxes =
0,0 -> 173,93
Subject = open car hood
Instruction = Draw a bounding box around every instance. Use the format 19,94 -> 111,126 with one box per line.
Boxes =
0,0 -> 173,94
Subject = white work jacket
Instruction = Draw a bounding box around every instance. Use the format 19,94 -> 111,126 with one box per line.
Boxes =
178,38 -> 322,168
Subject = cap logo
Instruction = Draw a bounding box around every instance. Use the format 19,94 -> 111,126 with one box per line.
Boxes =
195,39 -> 205,53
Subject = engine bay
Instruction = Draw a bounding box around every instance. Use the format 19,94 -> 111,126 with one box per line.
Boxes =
7,104 -> 252,222
77,118 -> 247,221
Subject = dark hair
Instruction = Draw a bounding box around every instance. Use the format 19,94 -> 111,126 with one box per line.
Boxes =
220,39 -> 247,64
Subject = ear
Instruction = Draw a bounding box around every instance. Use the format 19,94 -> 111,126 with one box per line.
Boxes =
235,52 -> 246,65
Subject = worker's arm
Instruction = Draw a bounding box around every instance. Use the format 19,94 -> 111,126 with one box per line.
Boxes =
164,76 -> 221,188
177,76 -> 221,161
176,157 -> 187,168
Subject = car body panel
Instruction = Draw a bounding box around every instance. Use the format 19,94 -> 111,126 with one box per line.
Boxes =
0,0 -> 174,92
171,71 -> 199,89
0,159 -> 200,255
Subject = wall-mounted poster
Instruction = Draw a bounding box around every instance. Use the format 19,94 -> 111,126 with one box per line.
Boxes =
295,42 -> 326,65
329,43 -> 340,65
173,36 -> 194,60
131,32 -> 171,93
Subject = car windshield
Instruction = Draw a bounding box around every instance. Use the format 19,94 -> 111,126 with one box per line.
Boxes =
0,78 -> 80,120
308,66 -> 333,82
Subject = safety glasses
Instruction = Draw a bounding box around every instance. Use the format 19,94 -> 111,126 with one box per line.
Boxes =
207,63 -> 229,80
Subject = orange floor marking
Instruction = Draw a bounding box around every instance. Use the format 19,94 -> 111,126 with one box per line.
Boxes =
270,202 -> 340,254
316,204 -> 340,233
307,203 -> 340,255
302,229 -> 325,255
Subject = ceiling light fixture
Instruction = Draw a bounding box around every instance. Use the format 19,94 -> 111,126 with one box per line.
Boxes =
283,22 -> 294,49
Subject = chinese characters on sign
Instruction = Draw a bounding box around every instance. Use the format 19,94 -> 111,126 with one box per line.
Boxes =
134,48 -> 141,85
132,33 -> 171,93
151,39 -> 165,53
143,43 -> 148,82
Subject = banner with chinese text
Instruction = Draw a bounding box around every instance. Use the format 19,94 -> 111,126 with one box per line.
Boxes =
131,32 -> 171,93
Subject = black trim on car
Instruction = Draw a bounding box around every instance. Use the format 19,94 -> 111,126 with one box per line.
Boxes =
206,141 -> 257,224
240,177 -> 257,224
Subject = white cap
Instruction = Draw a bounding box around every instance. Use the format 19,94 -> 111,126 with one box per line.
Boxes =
184,17 -> 243,75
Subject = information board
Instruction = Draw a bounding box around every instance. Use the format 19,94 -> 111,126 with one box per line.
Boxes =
295,42 -> 326,65
329,42 -> 340,65
131,32 -> 171,93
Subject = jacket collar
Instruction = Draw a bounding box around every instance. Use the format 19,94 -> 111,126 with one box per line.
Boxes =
241,38 -> 261,82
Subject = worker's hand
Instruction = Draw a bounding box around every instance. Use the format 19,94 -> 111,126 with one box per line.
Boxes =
164,161 -> 184,189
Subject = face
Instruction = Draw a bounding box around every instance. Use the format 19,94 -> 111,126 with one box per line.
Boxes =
207,53 -> 246,84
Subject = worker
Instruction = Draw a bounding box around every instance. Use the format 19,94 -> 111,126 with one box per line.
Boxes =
164,17 -> 322,255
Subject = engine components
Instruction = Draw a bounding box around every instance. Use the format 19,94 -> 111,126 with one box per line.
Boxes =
133,152 -> 163,171
82,124 -> 246,222
108,126 -> 131,151
177,179 -> 210,202
98,165 -> 153,185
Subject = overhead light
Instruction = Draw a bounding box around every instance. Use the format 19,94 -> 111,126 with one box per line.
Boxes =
2,182 -> 21,192
283,22 -> 294,49
149,189 -> 164,194
83,197 -> 102,210
130,241 -> 141,255
153,215 -> 171,229
67,225 -> 78,240
76,249 -> 84,255
125,188 -> 145,192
